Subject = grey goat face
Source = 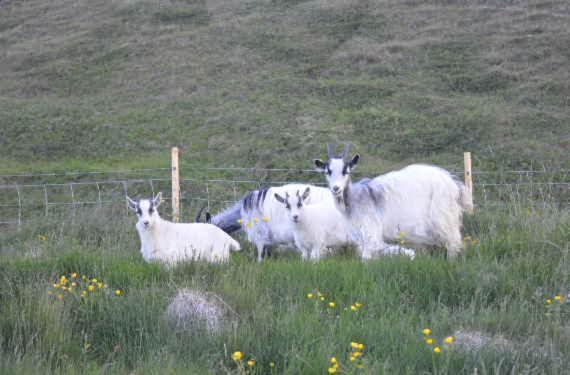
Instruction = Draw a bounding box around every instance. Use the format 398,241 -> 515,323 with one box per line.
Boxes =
314,155 -> 359,197
274,188 -> 310,224
127,192 -> 162,230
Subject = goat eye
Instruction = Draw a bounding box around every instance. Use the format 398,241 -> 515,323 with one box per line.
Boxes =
149,208 -> 154,215
285,204 -> 290,210
136,209 -> 142,216
297,202 -> 302,208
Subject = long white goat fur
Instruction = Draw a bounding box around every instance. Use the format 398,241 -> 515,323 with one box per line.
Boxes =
130,197 -> 241,264
343,164 -> 470,258
137,221 -> 241,264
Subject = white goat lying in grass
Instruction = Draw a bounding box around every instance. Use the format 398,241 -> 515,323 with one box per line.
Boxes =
127,193 -> 241,264
274,187 -> 415,261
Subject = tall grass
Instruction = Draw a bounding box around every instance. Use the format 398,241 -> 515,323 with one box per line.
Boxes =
0,201 -> 568,374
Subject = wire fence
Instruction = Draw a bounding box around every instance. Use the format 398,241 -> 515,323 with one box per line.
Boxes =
0,165 -> 568,229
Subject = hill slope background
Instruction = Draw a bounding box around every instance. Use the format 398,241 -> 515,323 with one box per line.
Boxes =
1,0 -> 569,174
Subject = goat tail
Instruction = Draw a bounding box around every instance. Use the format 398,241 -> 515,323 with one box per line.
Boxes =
458,182 -> 474,212
210,201 -> 243,233
230,238 -> 241,252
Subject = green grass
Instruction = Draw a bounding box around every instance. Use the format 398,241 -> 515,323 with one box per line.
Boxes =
1,0 -> 569,373
0,204 -> 568,374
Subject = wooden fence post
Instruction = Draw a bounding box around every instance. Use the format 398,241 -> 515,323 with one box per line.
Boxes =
171,147 -> 181,222
464,151 -> 474,212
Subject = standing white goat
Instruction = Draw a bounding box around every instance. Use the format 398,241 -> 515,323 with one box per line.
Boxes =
207,184 -> 335,262
274,187 -> 415,261
314,144 -> 472,259
274,187 -> 350,261
127,193 -> 241,264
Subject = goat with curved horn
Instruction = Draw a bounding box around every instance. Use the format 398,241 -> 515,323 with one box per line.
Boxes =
327,143 -> 335,159
314,146 -> 473,259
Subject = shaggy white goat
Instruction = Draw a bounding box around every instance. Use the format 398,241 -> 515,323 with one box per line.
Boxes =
208,184 -> 335,262
275,187 -> 415,261
314,144 -> 472,259
127,193 -> 241,264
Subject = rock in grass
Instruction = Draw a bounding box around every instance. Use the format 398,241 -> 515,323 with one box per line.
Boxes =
166,289 -> 236,334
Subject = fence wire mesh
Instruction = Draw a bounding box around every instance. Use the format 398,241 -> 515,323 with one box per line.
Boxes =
0,166 -> 568,229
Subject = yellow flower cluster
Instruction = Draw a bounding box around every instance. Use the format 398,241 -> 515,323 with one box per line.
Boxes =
231,350 -> 273,371
49,272 -> 123,301
38,234 -> 48,241
307,289 -> 363,314
328,341 -> 367,373
546,295 -> 566,305
422,328 -> 454,354
237,217 -> 270,229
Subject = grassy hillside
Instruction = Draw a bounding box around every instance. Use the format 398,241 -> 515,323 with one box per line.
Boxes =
1,0 -> 569,173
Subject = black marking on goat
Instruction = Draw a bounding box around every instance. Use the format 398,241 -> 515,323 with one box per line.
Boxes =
243,187 -> 271,212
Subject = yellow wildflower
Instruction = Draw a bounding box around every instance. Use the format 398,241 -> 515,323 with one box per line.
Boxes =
546,299 -> 553,304
247,222 -> 253,229
82,276 -> 87,281
263,216 -> 270,222
350,356 -> 356,362
444,336 -> 454,344
237,219 -> 244,224
353,351 -> 362,358
350,342 -> 360,349
307,293 -> 315,299
81,291 -> 87,297
330,357 -> 338,364
87,285 -> 95,292
320,296 -> 325,301
426,338 -> 435,345
423,328 -> 432,336
355,302 -> 363,308
350,305 -> 357,311
53,283 -> 60,289
247,359 -> 256,367
231,351 -> 244,361
554,295 -> 562,301
434,346 -> 441,354
357,343 -> 365,350
71,272 -> 78,278
71,282 -> 77,287
328,367 -> 338,374
92,278 -> 98,283
115,289 -> 124,296
97,282 -> 104,289
38,235 -> 48,241
270,362 -> 275,368
328,302 -> 336,308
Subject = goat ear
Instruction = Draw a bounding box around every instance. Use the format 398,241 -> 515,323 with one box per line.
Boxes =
152,192 -> 163,207
314,159 -> 326,173
126,196 -> 138,212
348,154 -> 360,169
205,212 -> 212,224
274,193 -> 285,204
302,187 -> 310,201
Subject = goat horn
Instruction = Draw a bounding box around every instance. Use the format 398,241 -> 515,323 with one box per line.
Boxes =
327,143 -> 335,159
342,143 -> 351,160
